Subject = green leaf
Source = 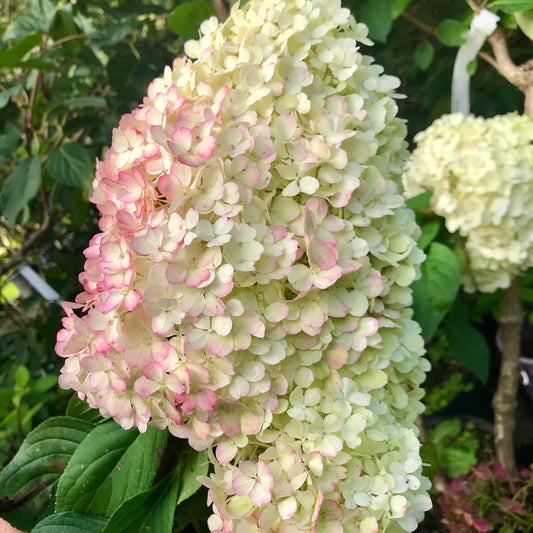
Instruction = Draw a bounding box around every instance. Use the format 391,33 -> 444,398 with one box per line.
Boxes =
55,420 -> 168,517
177,449 -> 209,505
405,190 -> 432,210
2,16 -> 42,42
0,32 -> 42,69
489,0 -> 533,13
66,394 -> 104,424
0,123 -> 22,163
391,0 -> 412,18
0,156 -> 42,227
32,512 -> 107,533
411,242 -> 462,340
436,19 -> 468,47
417,220 -> 441,250
515,10 -> 533,40
0,84 -> 22,109
63,96 -> 107,109
101,472 -> 180,533
29,0 -> 57,30
466,58 -> 478,75
414,40 -> 434,70
47,143 -> 93,188
2,0 -> 56,40
0,417 -> 94,498
31,374 -> 58,394
167,2 -> 217,40
358,0 -> 393,43
15,365 -> 30,389
444,300 -> 490,384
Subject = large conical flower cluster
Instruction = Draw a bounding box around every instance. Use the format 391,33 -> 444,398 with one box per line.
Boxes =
56,0 -> 431,530
402,112 -> 533,293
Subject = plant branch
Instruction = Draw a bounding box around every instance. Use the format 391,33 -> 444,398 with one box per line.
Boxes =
0,188 -> 51,276
0,482 -> 47,513
213,0 -> 231,22
400,11 -> 436,36
50,33 -> 87,48
493,276 -> 523,476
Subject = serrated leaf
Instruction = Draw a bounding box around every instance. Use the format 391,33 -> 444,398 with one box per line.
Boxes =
47,143 -> 93,187
411,242 -> 462,341
32,512 -> 107,533
489,0 -> 533,13
167,2 -> 217,40
358,0 -> 393,43
0,156 -> 42,227
2,16 -> 42,42
55,420 -> 168,517
414,40 -> 434,70
515,9 -> 533,40
391,0 -> 412,18
436,19 -> 468,47
0,417 -> 94,498
0,32 -> 42,68
177,449 -> 209,505
101,472 -> 180,533
444,300 -> 490,384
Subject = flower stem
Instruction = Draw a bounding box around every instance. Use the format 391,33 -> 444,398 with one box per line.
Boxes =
492,276 -> 523,476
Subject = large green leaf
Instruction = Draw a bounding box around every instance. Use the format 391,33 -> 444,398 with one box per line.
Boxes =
0,84 -> 22,109
0,156 -> 42,227
0,416 -> 94,498
101,472 -> 180,533
32,512 -> 107,533
55,420 -> 168,517
47,143 -> 93,187
358,0 -> 393,43
489,0 -> 533,13
177,448 -> 209,505
102,448 -> 208,533
444,300 -> 490,384
411,242 -> 462,341
167,2 -> 217,40
0,32 -> 42,69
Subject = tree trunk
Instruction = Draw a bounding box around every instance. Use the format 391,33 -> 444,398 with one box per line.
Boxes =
492,276 -> 523,475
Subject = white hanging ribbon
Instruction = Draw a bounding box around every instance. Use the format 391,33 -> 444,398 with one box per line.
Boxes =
451,9 -> 500,115
18,264 -> 61,304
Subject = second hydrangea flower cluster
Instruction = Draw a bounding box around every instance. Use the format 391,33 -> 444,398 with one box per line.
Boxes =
56,0 -> 431,530
403,112 -> 533,293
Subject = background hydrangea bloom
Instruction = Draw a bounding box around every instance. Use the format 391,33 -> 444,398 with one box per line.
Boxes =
402,112 -> 533,293
56,0 -> 431,530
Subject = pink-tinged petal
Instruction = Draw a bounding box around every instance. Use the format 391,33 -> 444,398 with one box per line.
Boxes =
187,328 -> 209,349
197,388 -> 217,411
301,302 -> 326,329
178,154 -> 200,167
274,114 -> 297,140
232,473 -> 255,497
124,290 -> 141,311
134,377 -> 160,396
473,519 -> 491,533
264,302 -> 289,323
168,127 -> 192,154
212,315 -> 232,336
249,483 -> 271,507
240,409 -> 261,434
196,136 -> 216,158
278,496 -> 297,520
288,264 -> 312,292
208,334 -> 233,357
321,435 -> 343,457
313,265 -> 343,289
192,417 -> 211,439
309,240 -> 338,270
109,372 -> 127,393
216,442 -> 237,464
